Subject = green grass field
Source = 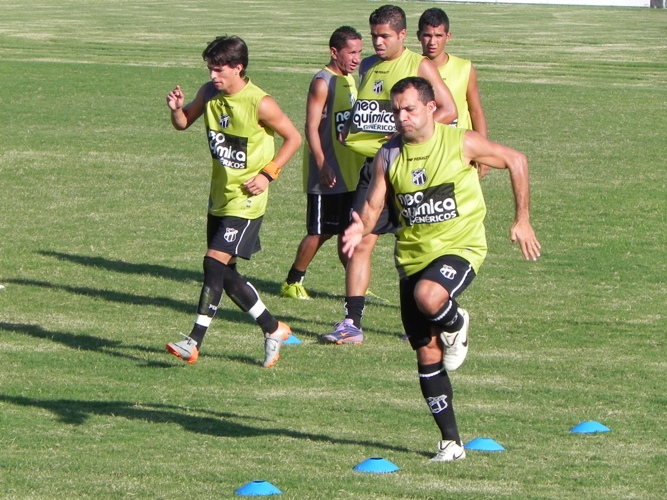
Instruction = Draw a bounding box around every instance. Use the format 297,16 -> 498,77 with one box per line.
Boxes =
1,0 -> 666,498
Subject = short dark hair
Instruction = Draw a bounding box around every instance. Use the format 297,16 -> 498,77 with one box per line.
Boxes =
329,26 -> 362,51
202,36 -> 249,77
418,8 -> 450,33
369,5 -> 406,33
390,77 -> 435,105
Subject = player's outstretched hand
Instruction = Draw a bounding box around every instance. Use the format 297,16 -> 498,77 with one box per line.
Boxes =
341,211 -> 364,259
166,85 -> 184,111
510,220 -> 541,261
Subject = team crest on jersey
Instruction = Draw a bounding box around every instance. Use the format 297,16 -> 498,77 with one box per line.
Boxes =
219,114 -> 231,129
224,227 -> 238,243
426,395 -> 449,414
412,169 -> 427,186
372,80 -> 384,95
440,265 -> 457,280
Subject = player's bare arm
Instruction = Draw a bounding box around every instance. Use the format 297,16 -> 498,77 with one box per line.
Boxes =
306,78 -> 336,188
341,156 -> 387,258
463,131 -> 542,261
465,66 -> 491,179
466,66 -> 487,139
418,58 -> 457,125
167,84 -> 206,130
243,96 -> 302,195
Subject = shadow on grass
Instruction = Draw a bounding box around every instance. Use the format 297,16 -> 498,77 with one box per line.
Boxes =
38,250 -> 201,283
38,250 -> 285,298
5,278 -> 251,327
6,277 -> 195,314
5,277 -> 401,346
0,394 -> 416,454
0,320 -> 312,369
4,278 -> 333,340
0,322 -> 173,368
37,250 -> 400,307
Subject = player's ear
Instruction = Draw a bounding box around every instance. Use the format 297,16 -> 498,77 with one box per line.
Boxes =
427,100 -> 437,114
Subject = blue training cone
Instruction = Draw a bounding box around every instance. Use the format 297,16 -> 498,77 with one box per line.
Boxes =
353,457 -> 400,474
234,480 -> 282,496
464,437 -> 506,452
570,421 -> 611,434
284,334 -> 301,345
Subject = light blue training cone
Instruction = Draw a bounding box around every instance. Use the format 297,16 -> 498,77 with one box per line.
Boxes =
464,437 -> 505,452
284,334 -> 301,345
234,480 -> 282,496
353,457 -> 400,474
570,421 -> 611,434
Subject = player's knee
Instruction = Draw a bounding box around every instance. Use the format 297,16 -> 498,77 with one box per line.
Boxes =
414,282 -> 450,316
203,256 -> 225,288
355,234 -> 378,255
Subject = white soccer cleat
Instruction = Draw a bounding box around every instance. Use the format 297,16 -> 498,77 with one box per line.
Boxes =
263,321 -> 291,368
430,440 -> 466,463
440,308 -> 469,372
166,333 -> 199,364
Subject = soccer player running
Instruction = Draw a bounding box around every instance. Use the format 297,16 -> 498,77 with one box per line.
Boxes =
342,77 -> 541,461
281,27 -> 367,301
164,36 -> 302,368
322,4 -> 458,345
417,7 -> 490,178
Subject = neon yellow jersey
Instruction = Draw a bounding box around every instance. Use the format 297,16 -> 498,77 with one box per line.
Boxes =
380,123 -> 487,278
345,49 -> 425,158
203,79 -> 274,218
438,54 -> 472,130
303,68 -> 366,194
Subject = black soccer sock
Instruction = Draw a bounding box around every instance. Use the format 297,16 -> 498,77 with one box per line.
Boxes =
427,298 -> 464,333
286,265 -> 306,285
189,256 -> 225,347
344,296 -> 366,329
221,265 -> 279,334
418,361 -> 461,444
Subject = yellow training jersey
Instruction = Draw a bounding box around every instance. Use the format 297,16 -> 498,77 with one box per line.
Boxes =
438,54 -> 472,131
345,49 -> 425,158
303,68 -> 366,194
203,79 -> 274,219
380,123 -> 487,279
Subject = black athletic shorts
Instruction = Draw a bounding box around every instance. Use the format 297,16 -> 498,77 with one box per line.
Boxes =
352,158 -> 398,235
306,192 -> 355,235
400,255 -> 476,350
207,214 -> 262,260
